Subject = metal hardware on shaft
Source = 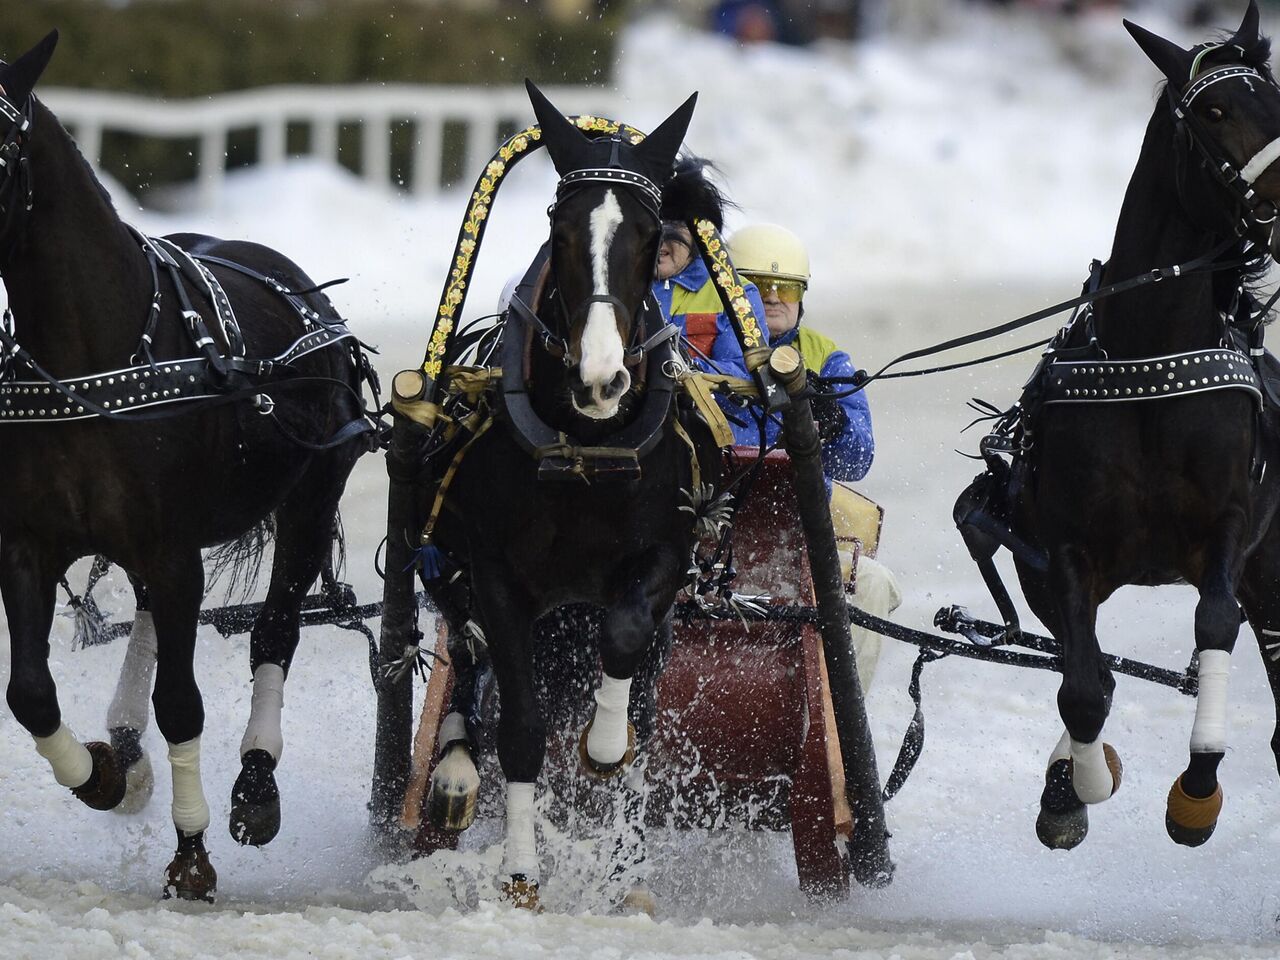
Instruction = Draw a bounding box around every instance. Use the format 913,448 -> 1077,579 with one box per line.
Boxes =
770,345 -> 894,889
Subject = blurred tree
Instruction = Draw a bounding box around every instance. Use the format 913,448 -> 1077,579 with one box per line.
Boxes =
5,0 -> 622,94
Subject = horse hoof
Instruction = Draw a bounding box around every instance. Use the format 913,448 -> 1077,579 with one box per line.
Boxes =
109,727 -> 154,815
501,874 -> 543,912
1165,776 -> 1223,847
426,744 -> 479,832
1101,743 -> 1123,796
229,749 -> 280,846
163,831 -> 217,903
618,886 -> 658,917
578,720 -> 636,779
1037,758 -> 1088,850
71,741 -> 127,812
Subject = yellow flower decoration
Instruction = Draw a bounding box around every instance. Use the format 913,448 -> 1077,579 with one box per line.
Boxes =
692,218 -> 766,351
422,115 -> 651,381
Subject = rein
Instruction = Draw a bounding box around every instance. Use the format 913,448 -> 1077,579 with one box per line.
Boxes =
832,235 -> 1253,398
826,54 -> 1280,401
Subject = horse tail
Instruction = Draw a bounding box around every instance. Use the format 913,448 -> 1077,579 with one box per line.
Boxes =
204,515 -> 277,604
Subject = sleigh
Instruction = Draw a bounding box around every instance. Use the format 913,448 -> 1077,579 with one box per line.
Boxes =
399,447 -> 885,900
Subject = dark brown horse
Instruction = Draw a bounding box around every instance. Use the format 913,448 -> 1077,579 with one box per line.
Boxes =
962,2 -> 1280,851
406,84 -> 722,908
0,33 -> 372,899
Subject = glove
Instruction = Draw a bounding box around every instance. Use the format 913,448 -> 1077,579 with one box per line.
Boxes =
808,374 -> 850,444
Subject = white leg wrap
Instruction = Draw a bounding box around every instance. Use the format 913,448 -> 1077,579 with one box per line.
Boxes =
168,737 -> 211,835
502,781 -> 538,879
106,611 -> 157,732
1190,649 -> 1231,753
586,674 -> 632,764
1049,729 -> 1071,765
437,711 -> 469,754
34,724 -> 93,788
848,556 -> 902,692
1070,737 -> 1114,804
239,663 -> 285,761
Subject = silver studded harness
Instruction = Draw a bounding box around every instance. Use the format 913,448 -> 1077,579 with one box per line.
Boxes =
0,88 -> 379,445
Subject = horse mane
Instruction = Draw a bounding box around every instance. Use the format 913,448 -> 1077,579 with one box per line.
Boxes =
35,96 -> 118,213
659,154 -> 735,229
1212,29 -> 1273,74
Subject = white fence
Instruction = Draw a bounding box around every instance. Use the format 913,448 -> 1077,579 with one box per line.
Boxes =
40,84 -> 618,208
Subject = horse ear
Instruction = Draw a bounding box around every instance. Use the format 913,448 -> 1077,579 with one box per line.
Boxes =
634,92 -> 698,183
0,30 -> 58,105
525,78 -> 589,176
1229,0 -> 1262,51
1124,20 -> 1193,86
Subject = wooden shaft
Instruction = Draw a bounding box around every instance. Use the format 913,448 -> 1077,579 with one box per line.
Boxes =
770,348 -> 895,888
370,412 -> 427,841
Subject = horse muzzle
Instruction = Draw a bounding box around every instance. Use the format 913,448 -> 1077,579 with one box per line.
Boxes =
570,367 -> 630,420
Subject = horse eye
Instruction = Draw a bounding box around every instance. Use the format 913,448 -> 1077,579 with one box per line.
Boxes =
1208,106 -> 1226,122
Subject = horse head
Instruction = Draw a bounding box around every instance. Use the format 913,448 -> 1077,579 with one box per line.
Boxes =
526,80 -> 695,420
1127,1 -> 1280,257
0,31 -> 57,257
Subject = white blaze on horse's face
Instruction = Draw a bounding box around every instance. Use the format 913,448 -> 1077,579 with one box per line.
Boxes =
574,188 -> 631,420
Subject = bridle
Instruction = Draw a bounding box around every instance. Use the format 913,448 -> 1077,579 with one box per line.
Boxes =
1169,47 -> 1280,236
0,84 -> 34,261
521,141 -> 676,370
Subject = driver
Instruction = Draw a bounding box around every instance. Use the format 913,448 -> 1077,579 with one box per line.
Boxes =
728,223 -> 900,689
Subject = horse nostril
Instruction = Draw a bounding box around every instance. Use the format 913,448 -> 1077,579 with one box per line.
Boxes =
602,370 -> 630,402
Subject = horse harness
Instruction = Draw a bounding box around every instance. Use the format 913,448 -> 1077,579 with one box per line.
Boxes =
0,82 -> 379,445
0,225 -> 379,450
410,156 -> 740,554
0,86 -> 34,260
1170,46 -> 1280,239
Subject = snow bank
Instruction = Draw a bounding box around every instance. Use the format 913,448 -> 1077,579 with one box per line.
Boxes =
5,5 -> 1280,959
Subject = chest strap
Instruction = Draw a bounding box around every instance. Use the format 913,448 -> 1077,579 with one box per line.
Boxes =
0,325 -> 356,423
1042,348 -> 1261,406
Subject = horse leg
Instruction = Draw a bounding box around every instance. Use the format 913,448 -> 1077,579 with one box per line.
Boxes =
472,564 -> 543,907
1036,547 -> 1121,850
3,539 -> 127,811
231,462 -> 355,847
148,550 -> 216,902
1165,511 -> 1248,846
427,616 -> 485,832
1241,542 -> 1280,781
105,572 -> 156,814
606,614 -> 672,916
581,551 -> 678,777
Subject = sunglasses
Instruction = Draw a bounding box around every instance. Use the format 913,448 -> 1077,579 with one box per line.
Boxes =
744,277 -> 806,304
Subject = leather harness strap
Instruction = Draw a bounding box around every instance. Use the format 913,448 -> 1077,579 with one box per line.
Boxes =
1041,348 -> 1262,407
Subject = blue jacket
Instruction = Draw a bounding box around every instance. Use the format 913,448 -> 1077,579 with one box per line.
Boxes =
651,256 -> 761,380
723,324 -> 874,482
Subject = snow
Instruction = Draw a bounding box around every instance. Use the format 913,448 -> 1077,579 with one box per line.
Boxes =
5,5 -> 1280,959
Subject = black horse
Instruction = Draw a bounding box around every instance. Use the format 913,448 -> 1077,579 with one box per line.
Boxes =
960,2 -> 1280,850
0,33 -> 372,899
411,84 -> 722,907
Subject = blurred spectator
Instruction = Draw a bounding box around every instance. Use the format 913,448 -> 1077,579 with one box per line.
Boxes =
713,1 -> 782,43
713,0 -> 866,44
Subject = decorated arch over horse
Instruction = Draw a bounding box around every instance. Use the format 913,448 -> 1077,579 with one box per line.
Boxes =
400,100 -> 778,424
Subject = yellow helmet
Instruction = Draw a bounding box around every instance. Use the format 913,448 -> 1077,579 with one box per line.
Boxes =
728,223 -> 811,288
